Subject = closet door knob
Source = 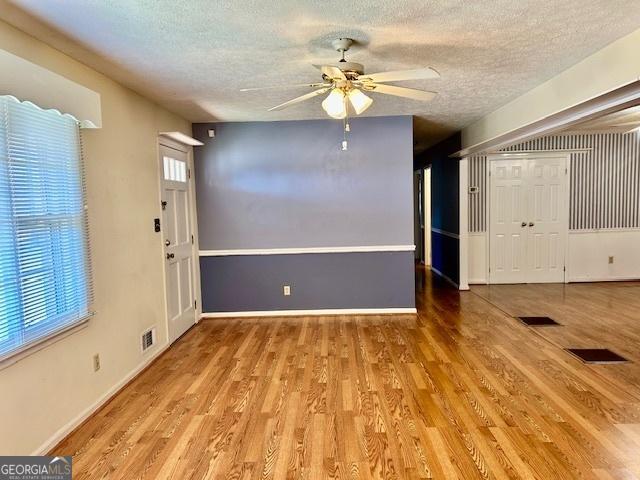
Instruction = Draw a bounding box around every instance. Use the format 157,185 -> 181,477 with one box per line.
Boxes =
529,222 -> 534,227
521,222 -> 527,227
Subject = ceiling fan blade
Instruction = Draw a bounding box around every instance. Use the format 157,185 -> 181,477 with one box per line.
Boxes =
364,83 -> 437,102
359,67 -> 440,83
313,64 -> 346,81
268,87 -> 330,111
240,82 -> 328,92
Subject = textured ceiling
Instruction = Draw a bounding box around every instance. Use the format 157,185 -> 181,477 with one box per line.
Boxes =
2,0 -> 640,151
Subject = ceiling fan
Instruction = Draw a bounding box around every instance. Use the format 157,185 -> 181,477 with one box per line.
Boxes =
241,38 -> 440,120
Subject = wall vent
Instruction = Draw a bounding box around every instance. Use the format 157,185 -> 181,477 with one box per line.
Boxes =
141,328 -> 156,352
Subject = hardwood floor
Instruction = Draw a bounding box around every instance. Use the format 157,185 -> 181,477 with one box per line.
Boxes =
472,280 -> 640,393
53,270 -> 640,479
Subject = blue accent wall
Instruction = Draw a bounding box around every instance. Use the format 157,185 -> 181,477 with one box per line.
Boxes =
193,117 -> 413,249
192,116 -> 416,312
430,153 -> 459,235
416,133 -> 461,285
200,252 -> 415,312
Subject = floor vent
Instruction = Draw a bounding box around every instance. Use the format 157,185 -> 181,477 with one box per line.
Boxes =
518,316 -> 562,326
141,328 -> 156,352
566,348 -> 628,364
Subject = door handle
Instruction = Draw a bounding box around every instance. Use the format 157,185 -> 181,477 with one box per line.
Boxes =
529,222 -> 534,227
521,222 -> 527,227
166,253 -> 175,260
165,239 -> 171,246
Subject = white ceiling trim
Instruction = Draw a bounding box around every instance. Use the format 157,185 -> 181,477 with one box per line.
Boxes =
453,80 -> 640,158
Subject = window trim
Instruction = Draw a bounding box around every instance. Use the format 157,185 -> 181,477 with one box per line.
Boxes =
0,315 -> 91,370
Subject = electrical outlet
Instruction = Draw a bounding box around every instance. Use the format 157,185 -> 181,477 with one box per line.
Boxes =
93,354 -> 100,372
283,285 -> 291,296
608,256 -> 614,264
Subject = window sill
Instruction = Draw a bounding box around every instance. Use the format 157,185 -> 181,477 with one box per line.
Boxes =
0,318 -> 91,371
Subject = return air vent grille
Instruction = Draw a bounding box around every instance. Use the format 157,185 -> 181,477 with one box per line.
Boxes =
518,316 -> 562,326
141,328 -> 155,352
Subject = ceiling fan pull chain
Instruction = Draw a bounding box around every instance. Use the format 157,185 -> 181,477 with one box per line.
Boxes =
342,98 -> 349,151
344,97 -> 351,132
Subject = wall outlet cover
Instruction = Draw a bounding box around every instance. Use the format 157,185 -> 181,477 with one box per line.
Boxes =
283,285 -> 291,296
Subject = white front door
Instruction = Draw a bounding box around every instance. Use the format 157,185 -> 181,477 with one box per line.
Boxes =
489,155 -> 567,284
160,143 -> 196,343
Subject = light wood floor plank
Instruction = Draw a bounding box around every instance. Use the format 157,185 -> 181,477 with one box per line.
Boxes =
51,270 -> 640,479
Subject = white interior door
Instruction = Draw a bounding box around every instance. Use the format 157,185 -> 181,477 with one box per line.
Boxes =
160,143 -> 195,343
526,157 -> 567,282
489,158 -> 528,283
489,154 -> 567,284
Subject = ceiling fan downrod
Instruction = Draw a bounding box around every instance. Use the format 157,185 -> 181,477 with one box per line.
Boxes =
331,38 -> 353,63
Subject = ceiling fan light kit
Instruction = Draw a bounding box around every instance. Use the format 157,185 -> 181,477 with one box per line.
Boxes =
347,89 -> 373,115
321,89 -> 347,119
243,37 -> 440,149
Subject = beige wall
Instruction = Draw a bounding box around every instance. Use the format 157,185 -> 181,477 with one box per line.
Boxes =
0,19 -> 191,454
462,28 -> 640,149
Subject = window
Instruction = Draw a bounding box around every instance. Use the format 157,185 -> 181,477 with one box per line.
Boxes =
0,96 -> 93,361
163,155 -> 187,182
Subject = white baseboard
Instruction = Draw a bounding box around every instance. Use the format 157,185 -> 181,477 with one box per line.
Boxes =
568,276 -> 640,283
31,341 -> 171,455
430,266 -> 459,288
201,308 -> 417,318
469,278 -> 488,284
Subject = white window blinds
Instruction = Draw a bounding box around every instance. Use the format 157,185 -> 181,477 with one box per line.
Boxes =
0,96 -> 93,361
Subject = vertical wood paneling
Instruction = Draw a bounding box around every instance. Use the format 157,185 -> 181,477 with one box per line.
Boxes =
468,131 -> 640,232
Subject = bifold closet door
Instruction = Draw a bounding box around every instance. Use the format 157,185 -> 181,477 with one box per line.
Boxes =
489,159 -> 528,284
526,157 -> 567,283
489,155 -> 567,284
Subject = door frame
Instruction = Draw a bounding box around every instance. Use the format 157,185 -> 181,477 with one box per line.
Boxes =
157,136 -> 201,345
423,166 -> 431,266
486,152 -> 571,284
